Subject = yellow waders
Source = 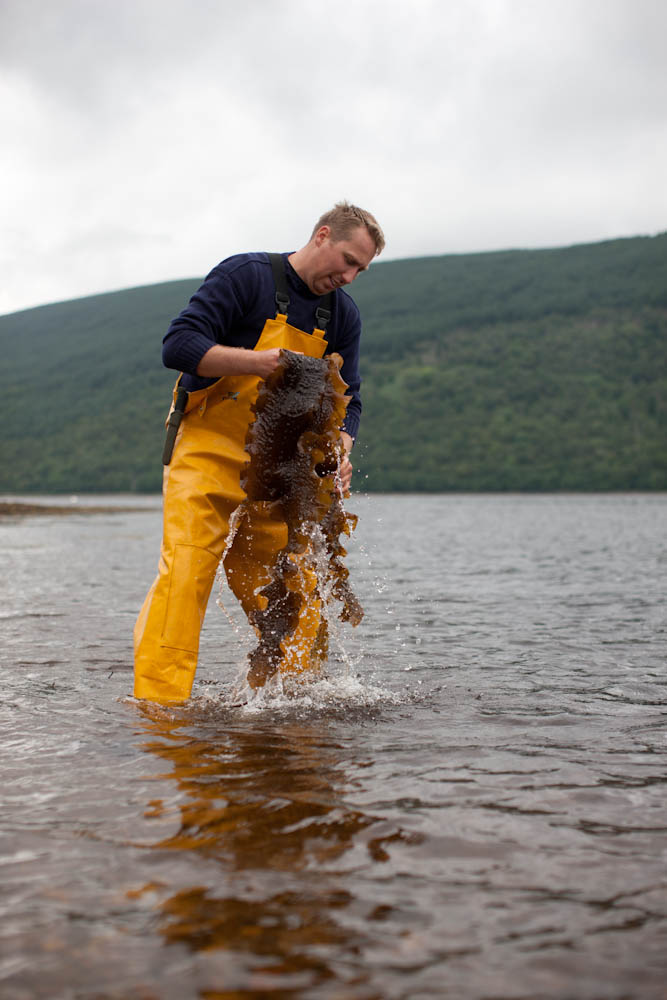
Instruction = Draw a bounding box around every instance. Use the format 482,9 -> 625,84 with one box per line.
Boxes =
133,314 -> 329,703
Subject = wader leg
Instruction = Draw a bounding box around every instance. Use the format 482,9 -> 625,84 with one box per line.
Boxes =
223,502 -> 286,613
133,453 -> 236,702
223,503 -> 325,677
133,538 -> 223,702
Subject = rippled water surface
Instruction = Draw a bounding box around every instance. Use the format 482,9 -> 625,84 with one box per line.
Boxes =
1,493 -> 666,999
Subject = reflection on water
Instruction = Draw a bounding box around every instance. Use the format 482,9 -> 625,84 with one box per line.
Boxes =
1,493 -> 667,998
132,704 -> 416,997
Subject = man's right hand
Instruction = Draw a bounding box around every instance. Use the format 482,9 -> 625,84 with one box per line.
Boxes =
251,348 -> 283,379
195,344 -> 284,379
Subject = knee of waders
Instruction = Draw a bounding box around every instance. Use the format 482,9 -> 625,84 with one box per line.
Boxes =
160,544 -> 221,651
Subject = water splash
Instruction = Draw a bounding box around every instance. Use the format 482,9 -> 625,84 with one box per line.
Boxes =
205,667 -> 405,718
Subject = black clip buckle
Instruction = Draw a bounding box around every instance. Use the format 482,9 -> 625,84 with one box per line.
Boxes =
315,306 -> 331,331
275,291 -> 290,316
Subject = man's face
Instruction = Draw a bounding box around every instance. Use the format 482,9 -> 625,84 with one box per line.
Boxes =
306,225 -> 376,295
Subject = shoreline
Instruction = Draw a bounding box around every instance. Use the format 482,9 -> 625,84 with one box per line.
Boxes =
0,501 -> 155,517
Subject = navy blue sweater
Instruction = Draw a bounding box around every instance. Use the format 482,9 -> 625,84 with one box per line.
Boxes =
162,252 -> 362,439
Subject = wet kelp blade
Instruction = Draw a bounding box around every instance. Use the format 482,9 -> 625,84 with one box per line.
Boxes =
227,350 -> 363,689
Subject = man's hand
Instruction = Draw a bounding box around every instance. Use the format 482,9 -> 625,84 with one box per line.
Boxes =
339,431 -> 354,494
251,348 -> 282,379
196,344 -> 283,379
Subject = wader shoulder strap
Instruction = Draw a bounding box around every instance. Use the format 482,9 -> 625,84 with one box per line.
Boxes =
268,252 -> 290,317
267,252 -> 333,333
315,294 -> 332,333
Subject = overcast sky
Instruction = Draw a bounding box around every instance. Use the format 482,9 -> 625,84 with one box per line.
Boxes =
1,0 -> 665,315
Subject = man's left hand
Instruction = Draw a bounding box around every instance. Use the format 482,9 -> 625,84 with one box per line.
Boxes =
339,431 -> 354,495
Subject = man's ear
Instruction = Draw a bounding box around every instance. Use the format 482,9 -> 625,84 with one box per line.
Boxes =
314,225 -> 330,246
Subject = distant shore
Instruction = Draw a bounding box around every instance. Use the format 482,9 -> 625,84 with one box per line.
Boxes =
0,501 -> 154,517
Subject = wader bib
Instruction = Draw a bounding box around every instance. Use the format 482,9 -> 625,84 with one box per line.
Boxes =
134,260 -> 334,703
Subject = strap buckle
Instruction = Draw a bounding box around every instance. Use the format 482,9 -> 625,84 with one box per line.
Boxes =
275,290 -> 290,317
315,305 -> 331,331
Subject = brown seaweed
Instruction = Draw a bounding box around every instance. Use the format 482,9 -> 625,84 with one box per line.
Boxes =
238,349 -> 363,689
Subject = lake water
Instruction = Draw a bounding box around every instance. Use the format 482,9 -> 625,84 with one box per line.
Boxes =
1,492 -> 666,999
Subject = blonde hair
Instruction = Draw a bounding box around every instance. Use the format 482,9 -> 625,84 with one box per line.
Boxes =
312,201 -> 385,256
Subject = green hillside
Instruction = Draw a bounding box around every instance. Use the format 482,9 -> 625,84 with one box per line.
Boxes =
3,233 -> 667,493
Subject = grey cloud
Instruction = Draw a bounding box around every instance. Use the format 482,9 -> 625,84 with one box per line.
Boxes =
1,0 -> 666,314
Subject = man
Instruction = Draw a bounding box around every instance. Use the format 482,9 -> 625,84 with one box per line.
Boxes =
134,201 -> 385,703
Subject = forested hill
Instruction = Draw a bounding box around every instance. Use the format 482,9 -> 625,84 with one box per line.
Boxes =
2,233 -> 666,493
